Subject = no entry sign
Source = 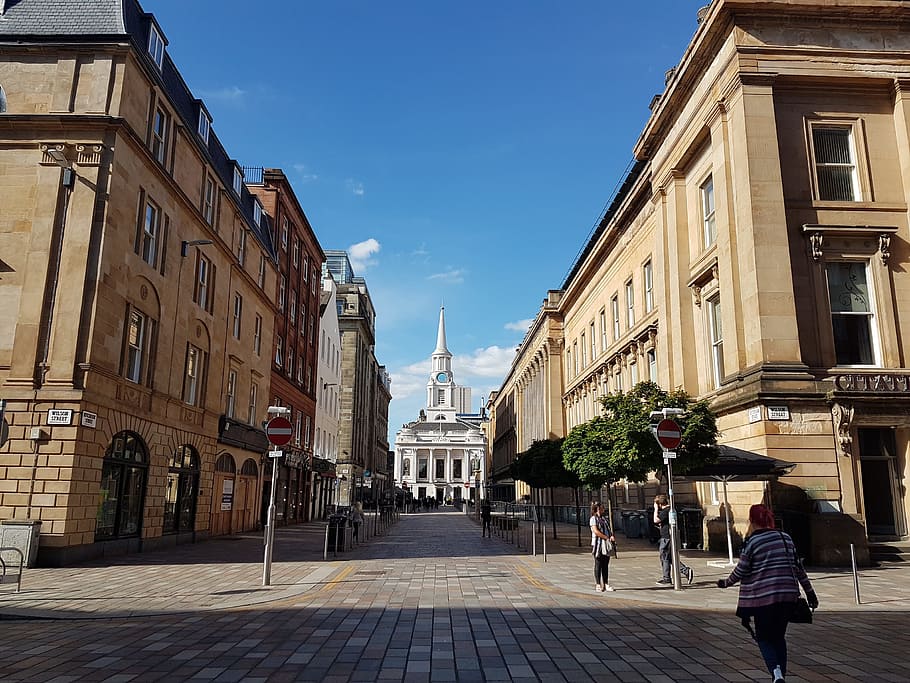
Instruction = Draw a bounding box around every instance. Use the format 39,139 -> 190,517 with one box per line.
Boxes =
655,419 -> 682,450
265,416 -> 293,446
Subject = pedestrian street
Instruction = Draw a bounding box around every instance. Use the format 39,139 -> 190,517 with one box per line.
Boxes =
1,510 -> 908,682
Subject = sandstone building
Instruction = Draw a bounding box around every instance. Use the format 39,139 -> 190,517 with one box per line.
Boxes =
490,0 -> 910,562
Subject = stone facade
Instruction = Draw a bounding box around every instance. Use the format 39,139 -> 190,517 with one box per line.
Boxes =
0,1 -> 279,564
490,0 -> 910,563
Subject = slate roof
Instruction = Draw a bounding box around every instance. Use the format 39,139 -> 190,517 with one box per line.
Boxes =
0,0 -> 127,36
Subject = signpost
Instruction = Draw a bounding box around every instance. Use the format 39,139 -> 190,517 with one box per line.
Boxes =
653,413 -> 684,591
262,411 -> 291,586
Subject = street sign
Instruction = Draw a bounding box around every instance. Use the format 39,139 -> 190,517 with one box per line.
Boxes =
265,416 -> 293,446
268,450 -> 284,458
655,419 -> 682,450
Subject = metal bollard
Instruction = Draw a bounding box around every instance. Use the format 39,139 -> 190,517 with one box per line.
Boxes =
850,543 -> 861,605
543,525 -> 547,562
324,524 -> 330,560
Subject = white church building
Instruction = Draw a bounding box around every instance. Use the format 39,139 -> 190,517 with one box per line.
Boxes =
394,307 -> 487,503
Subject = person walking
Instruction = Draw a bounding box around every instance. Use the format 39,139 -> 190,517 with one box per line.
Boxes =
351,502 -> 364,542
654,494 -> 694,586
481,501 -> 492,537
716,504 -> 818,683
590,502 -> 616,592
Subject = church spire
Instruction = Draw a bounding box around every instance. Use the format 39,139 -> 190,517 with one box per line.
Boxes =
434,306 -> 449,355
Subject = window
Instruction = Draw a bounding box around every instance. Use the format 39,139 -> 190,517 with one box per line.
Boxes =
566,348 -> 572,378
573,341 -> 579,375
182,344 -> 201,405
125,309 -> 150,383
643,260 -> 653,312
289,290 -> 297,326
152,107 -> 169,164
614,368 -> 623,392
309,314 -> 315,343
278,276 -> 286,311
302,254 -> 309,281
248,383 -> 258,424
590,322 -> 596,361
630,360 -> 639,385
293,238 -> 299,267
275,337 -> 283,367
626,280 -> 635,328
226,370 -> 237,417
701,175 -> 716,248
435,459 -> 445,479
312,267 -> 318,294
96,432 -> 148,541
600,310 -> 608,352
194,254 -> 213,311
202,175 -> 215,225
295,412 -> 302,447
198,110 -> 211,144
648,349 -> 658,382
300,304 -> 307,336
147,25 -> 165,69
281,218 -> 288,250
453,460 -> 462,480
418,458 -> 428,480
232,294 -> 242,339
254,314 -> 262,355
304,415 -> 311,448
812,126 -> 859,201
611,295 -> 620,340
580,333 -> 587,368
232,166 -> 243,195
437,389 -> 445,404
297,355 -> 304,383
141,199 -> 160,267
287,353 -> 294,380
162,446 -> 199,534
258,254 -> 266,288
826,262 -> 877,365
253,200 -> 262,227
236,228 -> 246,265
707,295 -> 724,389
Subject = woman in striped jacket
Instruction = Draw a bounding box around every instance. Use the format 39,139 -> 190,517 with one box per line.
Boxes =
716,504 -> 818,683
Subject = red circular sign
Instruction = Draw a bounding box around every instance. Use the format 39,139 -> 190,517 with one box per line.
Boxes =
265,416 -> 293,446
464,482 -> 470,488
656,419 -> 682,450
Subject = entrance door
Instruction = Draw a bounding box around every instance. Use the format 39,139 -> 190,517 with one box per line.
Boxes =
211,472 -> 233,536
858,427 -> 904,537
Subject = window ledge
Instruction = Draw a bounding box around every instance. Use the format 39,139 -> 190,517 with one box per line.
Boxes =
802,223 -> 898,264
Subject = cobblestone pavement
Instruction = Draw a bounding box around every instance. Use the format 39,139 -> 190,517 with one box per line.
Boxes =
1,510 -> 908,682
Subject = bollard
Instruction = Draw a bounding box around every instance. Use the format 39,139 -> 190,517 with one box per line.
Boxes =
543,524 -> 547,562
324,524 -> 330,560
532,522 -> 537,556
850,543 -> 861,605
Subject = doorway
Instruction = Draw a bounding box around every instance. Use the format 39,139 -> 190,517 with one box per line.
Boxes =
858,428 -> 905,538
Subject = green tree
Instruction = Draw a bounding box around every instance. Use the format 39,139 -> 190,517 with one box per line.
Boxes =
511,438 -> 580,540
562,381 -> 718,487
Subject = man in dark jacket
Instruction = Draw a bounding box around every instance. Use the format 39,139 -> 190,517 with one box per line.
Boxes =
655,494 -> 693,586
481,501 -> 492,537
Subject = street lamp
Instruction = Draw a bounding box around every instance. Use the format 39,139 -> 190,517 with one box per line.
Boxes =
263,405 -> 290,586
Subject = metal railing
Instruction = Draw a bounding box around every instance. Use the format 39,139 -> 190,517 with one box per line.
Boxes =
323,505 -> 401,560
0,547 -> 24,592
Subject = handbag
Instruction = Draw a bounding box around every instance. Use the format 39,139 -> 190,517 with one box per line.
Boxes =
779,531 -> 813,624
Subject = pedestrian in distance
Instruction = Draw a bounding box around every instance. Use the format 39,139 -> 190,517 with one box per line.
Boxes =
654,494 -> 694,586
716,504 -> 818,683
481,501 -> 492,537
351,502 -> 364,542
590,501 -> 616,592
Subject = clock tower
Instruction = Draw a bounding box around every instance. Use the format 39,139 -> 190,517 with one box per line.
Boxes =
427,306 -> 457,421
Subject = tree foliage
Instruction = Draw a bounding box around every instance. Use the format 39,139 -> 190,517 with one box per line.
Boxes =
511,438 -> 580,490
562,381 -> 718,485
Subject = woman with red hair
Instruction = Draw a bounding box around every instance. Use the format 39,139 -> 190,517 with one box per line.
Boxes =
716,504 -> 818,683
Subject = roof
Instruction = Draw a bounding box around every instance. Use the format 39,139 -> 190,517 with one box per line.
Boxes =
0,0 -> 127,36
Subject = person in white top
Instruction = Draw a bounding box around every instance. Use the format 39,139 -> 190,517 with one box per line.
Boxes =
589,501 -> 616,592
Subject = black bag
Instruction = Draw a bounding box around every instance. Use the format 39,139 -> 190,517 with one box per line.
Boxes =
790,597 -> 813,624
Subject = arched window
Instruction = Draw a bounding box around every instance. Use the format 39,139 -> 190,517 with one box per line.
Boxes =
96,432 -> 149,540
163,445 -> 200,534
215,453 -> 236,473
240,458 -> 258,476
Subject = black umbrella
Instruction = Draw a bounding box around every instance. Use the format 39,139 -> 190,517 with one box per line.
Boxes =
677,445 -> 796,565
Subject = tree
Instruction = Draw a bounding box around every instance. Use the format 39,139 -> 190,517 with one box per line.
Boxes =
511,439 -> 580,540
562,381 -> 718,489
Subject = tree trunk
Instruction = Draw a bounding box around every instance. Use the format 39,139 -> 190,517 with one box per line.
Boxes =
575,486 -> 582,547
550,487 -> 557,539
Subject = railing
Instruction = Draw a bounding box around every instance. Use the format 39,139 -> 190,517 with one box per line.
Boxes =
241,166 -> 264,185
323,505 -> 400,560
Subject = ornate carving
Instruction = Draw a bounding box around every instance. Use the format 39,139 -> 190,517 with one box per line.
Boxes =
140,284 -> 148,300
880,233 -> 891,265
76,144 -> 104,166
809,232 -> 823,261
692,285 -> 703,307
40,142 -> 70,166
831,402 -> 855,457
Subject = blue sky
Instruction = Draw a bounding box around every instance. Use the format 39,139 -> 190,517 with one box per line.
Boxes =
147,1 -> 708,442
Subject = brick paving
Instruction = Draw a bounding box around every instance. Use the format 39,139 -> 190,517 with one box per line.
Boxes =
0,510 -> 908,682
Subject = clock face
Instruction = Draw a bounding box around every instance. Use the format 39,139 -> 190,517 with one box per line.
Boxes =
436,372 -> 448,382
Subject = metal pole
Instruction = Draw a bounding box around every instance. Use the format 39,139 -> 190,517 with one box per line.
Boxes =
262,450 -> 280,586
850,543 -> 861,605
722,477 -> 734,565
323,523 -> 330,561
543,519 -> 547,562
666,455 -> 682,590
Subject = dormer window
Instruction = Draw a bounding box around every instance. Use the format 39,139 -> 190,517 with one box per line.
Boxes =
233,166 -> 243,195
253,200 -> 262,226
148,25 -> 165,69
198,110 -> 211,144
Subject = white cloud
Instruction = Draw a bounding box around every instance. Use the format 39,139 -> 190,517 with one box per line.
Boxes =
390,358 -> 432,401
453,345 -> 517,378
292,163 -> 319,183
198,85 -> 247,103
346,178 -> 365,196
348,238 -> 381,273
427,268 -> 465,285
504,318 -> 534,332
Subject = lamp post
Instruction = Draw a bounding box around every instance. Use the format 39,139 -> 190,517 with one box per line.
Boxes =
263,405 -> 290,586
